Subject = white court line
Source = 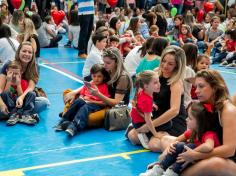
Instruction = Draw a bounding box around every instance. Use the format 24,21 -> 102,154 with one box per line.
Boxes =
220,70 -> 236,75
39,63 -> 84,84
40,61 -> 85,65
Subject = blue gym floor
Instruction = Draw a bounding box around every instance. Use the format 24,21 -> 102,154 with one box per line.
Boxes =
0,40 -> 236,176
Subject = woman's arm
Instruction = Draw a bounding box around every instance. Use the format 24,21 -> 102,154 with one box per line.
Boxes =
153,80 -> 183,127
0,74 -> 7,94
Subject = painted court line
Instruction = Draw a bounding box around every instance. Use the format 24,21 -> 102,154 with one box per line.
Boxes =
40,61 -> 85,65
39,63 -> 83,84
0,149 -> 149,176
1,139 -> 127,158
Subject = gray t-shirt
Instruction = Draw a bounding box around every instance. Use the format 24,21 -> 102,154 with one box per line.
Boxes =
205,27 -> 223,42
37,23 -> 50,48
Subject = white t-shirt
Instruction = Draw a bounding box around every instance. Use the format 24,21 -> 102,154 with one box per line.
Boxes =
82,45 -> 103,77
124,46 -> 142,76
0,38 -> 19,65
184,66 -> 196,108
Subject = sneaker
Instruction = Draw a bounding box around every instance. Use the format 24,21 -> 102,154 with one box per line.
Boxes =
31,113 -> 40,122
139,165 -> 164,176
138,133 -> 150,149
124,123 -> 134,138
54,120 -> 70,132
162,168 -> 179,176
219,60 -> 228,67
19,115 -> 37,125
226,63 -> 236,68
6,113 -> 19,126
78,53 -> 87,59
64,42 -> 71,48
65,122 -> 77,136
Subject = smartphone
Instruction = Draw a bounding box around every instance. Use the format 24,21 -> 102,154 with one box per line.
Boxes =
83,81 -> 91,88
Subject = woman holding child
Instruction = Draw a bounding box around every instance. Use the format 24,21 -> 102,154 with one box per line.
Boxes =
60,47 -> 132,131
127,45 -> 187,151
177,69 -> 236,175
0,42 -> 50,118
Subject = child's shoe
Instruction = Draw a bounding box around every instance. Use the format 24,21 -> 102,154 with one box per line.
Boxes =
162,167 -> 179,176
19,115 -> 37,125
6,113 -> 19,126
138,133 -> 149,149
64,41 -> 71,48
54,120 -> 70,132
65,121 -> 77,136
139,165 -> 165,176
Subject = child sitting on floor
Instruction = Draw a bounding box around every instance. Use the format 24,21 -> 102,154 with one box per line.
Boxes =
55,64 -> 110,137
0,60 -> 38,126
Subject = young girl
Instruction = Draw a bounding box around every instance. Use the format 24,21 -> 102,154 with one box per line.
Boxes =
178,24 -> 197,46
55,64 -> 110,137
190,54 -> 211,99
64,10 -> 80,48
136,37 -> 169,74
1,60 -> 38,126
140,102 -> 220,176
130,70 -> 160,149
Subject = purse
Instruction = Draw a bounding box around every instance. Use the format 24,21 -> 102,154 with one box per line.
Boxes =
34,87 -> 47,98
104,102 -> 131,131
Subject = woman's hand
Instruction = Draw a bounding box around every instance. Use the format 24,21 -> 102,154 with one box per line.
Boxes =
16,96 -> 24,108
177,145 -> 198,163
64,91 -> 76,104
167,141 -> 179,154
0,102 -> 9,115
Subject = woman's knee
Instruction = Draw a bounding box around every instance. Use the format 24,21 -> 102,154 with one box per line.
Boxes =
160,135 -> 176,150
34,97 -> 50,113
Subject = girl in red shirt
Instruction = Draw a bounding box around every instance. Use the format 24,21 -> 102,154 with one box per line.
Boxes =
130,70 -> 160,149
140,102 -> 220,176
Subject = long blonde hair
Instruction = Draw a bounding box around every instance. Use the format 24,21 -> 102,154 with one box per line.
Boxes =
159,45 -> 186,85
15,41 -> 39,83
23,18 -> 38,36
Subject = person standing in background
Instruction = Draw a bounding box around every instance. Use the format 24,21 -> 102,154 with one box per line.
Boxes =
77,0 -> 94,59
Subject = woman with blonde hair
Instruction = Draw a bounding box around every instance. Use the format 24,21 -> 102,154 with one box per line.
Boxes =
18,18 -> 40,58
127,45 -> 187,151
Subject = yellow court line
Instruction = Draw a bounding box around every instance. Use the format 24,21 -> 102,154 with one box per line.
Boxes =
0,149 -> 150,176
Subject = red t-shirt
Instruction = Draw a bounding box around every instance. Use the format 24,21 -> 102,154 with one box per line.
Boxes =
179,33 -> 193,43
130,90 -> 153,124
11,79 -> 28,93
184,129 -> 220,147
79,82 -> 110,101
226,40 -> 236,52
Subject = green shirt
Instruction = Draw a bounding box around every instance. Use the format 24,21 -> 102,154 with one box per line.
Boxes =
136,56 -> 160,74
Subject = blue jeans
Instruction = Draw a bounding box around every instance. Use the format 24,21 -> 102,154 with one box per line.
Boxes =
62,98 -> 102,130
1,91 -> 36,116
212,52 -> 227,63
34,97 -> 50,113
196,41 -> 206,54
160,142 -> 195,174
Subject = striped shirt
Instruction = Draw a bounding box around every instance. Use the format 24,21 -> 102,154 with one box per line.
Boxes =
77,0 -> 95,15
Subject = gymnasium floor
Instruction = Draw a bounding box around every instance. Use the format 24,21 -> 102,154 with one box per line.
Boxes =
0,41 -> 235,176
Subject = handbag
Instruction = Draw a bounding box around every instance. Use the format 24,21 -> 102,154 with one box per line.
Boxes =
104,102 -> 131,131
34,87 -> 47,98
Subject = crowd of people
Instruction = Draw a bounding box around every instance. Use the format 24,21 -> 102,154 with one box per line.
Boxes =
0,0 -> 236,175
